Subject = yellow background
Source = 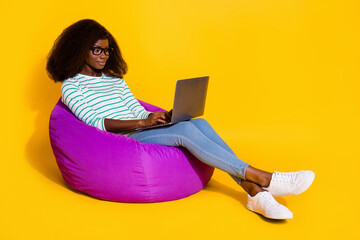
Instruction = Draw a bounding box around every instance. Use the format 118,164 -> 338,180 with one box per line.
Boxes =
1,0 -> 359,239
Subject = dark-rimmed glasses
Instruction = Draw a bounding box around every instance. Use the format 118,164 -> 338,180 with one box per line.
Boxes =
91,47 -> 113,56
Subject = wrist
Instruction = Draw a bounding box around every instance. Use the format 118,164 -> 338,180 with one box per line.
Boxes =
139,119 -> 146,127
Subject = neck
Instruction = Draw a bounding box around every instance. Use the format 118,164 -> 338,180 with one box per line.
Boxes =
80,63 -> 103,77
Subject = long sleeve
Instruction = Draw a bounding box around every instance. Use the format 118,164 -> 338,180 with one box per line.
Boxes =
61,80 -> 106,131
121,81 -> 152,119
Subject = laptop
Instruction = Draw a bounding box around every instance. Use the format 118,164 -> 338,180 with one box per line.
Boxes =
125,76 -> 209,133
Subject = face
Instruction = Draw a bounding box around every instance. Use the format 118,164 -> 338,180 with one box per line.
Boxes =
84,39 -> 110,71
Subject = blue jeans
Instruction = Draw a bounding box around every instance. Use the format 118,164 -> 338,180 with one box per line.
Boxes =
128,118 -> 249,183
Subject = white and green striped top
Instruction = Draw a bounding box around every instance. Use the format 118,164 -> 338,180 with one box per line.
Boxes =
61,73 -> 152,131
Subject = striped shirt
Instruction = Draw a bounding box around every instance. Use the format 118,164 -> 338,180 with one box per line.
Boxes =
61,73 -> 152,131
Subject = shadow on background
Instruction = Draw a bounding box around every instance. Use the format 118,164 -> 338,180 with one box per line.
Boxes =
25,57 -> 66,187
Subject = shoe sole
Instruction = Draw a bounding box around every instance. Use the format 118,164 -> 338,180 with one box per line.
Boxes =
247,204 -> 293,220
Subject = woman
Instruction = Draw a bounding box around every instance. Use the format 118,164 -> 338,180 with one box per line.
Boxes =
47,19 -> 315,220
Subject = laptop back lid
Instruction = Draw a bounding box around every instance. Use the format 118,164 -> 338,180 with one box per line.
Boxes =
171,76 -> 209,123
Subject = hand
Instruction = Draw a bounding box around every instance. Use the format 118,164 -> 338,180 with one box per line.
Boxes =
142,112 -> 168,127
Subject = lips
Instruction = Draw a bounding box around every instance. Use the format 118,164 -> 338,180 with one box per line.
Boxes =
97,61 -> 106,67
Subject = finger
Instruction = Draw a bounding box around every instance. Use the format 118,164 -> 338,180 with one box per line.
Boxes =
157,118 -> 167,124
154,112 -> 165,118
158,112 -> 166,119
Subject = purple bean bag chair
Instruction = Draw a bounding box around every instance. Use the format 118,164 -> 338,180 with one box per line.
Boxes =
49,99 -> 214,202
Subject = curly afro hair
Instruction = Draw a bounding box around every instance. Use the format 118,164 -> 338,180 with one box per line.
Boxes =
46,19 -> 128,82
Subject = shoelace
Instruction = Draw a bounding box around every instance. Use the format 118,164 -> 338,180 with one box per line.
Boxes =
259,192 -> 280,208
273,171 -> 296,183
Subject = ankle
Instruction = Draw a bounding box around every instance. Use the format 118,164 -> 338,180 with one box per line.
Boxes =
248,188 -> 265,197
260,172 -> 273,188
245,166 -> 272,187
242,181 -> 265,197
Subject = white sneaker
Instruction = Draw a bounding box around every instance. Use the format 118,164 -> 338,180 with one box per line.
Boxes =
247,191 -> 293,219
263,170 -> 315,197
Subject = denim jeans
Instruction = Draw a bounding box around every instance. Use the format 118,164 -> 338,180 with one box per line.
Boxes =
128,118 -> 249,182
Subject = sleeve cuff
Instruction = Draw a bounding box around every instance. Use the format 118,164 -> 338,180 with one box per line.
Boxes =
96,118 -> 106,131
143,111 -> 152,119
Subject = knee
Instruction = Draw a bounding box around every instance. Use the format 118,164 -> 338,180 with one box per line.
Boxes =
190,118 -> 210,127
176,118 -> 210,135
190,118 -> 208,125
176,121 -> 197,134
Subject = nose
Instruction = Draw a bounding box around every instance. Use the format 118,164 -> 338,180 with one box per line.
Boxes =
99,52 -> 109,60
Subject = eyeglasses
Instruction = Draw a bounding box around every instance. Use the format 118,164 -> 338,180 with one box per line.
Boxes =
91,47 -> 114,56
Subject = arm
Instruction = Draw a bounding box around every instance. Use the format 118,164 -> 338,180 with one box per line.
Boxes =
61,81 -> 106,130
102,79 -> 169,133
62,79 -> 170,133
121,80 -> 152,119
104,111 -> 170,133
